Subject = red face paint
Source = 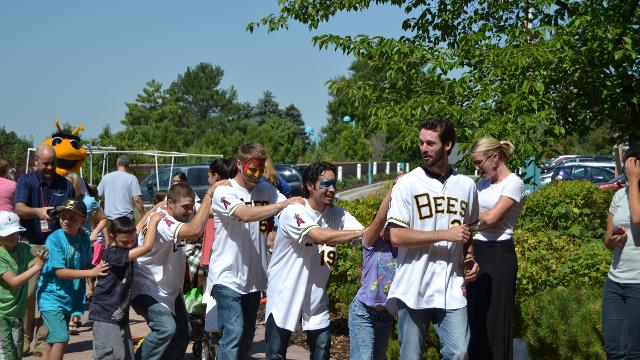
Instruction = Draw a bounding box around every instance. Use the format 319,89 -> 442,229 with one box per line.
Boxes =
242,158 -> 266,178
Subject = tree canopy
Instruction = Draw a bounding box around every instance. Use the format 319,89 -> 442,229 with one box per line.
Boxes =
96,63 -> 312,163
250,0 -> 640,163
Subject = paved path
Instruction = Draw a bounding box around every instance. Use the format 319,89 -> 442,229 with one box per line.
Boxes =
23,309 -> 309,360
335,181 -> 388,201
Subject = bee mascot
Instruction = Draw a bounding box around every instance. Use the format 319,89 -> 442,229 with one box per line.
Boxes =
42,120 -> 87,176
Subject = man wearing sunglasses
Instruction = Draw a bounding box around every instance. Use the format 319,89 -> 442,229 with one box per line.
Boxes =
207,141 -> 304,360
264,161 -> 366,359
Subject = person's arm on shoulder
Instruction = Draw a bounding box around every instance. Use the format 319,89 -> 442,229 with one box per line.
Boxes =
305,227 -> 364,246
363,187 -> 392,247
89,209 -> 108,242
1,248 -> 48,288
626,157 -> 640,225
178,181 -> 229,239
232,196 -> 304,223
128,212 -> 163,261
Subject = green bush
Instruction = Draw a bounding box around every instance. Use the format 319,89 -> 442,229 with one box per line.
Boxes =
514,180 -> 613,358
514,229 -> 610,299
517,180 -> 613,239
328,189 -> 387,318
520,286 -> 605,359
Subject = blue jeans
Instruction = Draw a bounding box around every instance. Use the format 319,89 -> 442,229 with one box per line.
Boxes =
602,278 -> 640,359
131,294 -> 191,360
211,284 -> 261,360
348,298 -> 394,360
397,300 -> 469,360
265,314 -> 331,360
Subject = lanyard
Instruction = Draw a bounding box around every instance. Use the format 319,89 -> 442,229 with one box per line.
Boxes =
39,184 -> 52,208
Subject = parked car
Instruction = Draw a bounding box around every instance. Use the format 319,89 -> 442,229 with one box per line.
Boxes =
274,164 -> 304,197
541,155 -> 579,172
599,173 -> 627,191
551,164 -> 616,184
139,164 -> 211,204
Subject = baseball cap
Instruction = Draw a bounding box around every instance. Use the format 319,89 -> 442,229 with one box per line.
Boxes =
0,211 -> 26,237
55,198 -> 87,218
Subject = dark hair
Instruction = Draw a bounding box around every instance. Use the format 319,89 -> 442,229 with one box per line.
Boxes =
419,117 -> 456,155
108,216 -> 136,236
172,171 -> 188,183
167,182 -> 195,202
301,162 -> 338,198
209,159 -> 230,180
225,158 -> 238,178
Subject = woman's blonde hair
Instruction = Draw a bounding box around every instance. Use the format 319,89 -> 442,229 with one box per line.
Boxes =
471,136 -> 515,160
263,158 -> 278,186
65,172 -> 83,197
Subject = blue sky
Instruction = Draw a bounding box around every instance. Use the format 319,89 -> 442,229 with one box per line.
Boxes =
1,1 -> 407,146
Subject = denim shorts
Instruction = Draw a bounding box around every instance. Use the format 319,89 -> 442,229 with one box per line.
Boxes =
41,310 -> 71,344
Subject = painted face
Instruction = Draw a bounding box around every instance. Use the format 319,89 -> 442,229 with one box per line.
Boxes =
167,196 -> 195,222
471,151 -> 497,179
113,232 -> 137,250
309,170 -> 337,206
419,129 -> 449,168
319,178 -> 337,190
59,210 -> 84,235
242,158 -> 266,183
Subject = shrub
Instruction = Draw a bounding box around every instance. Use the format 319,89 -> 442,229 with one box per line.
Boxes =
517,180 -> 613,240
519,285 -> 605,359
514,180 -> 613,357
514,229 -> 610,299
328,189 -> 387,318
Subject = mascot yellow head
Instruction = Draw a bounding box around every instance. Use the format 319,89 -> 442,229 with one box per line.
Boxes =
42,120 -> 88,176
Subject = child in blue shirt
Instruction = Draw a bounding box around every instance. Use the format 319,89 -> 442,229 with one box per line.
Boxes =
36,197 -> 109,360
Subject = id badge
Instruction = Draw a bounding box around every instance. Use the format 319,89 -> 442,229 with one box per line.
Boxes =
40,219 -> 51,233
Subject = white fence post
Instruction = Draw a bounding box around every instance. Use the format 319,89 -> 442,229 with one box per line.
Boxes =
406,163 -> 410,172
357,163 -> 362,179
373,162 -> 377,176
386,161 -> 390,175
337,166 -> 343,182
396,162 -> 401,173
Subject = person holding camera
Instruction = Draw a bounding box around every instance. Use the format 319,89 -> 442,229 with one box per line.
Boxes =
601,146 -> 640,359
14,144 -> 74,355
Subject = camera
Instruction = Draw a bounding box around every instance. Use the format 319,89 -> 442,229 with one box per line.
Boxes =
47,208 -> 59,221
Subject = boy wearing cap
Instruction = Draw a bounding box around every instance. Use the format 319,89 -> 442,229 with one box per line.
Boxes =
0,211 -> 48,360
36,197 -> 109,360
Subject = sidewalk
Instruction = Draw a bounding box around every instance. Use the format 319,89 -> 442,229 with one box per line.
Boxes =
22,309 -> 309,360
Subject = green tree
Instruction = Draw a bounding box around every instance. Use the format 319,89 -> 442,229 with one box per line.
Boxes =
0,127 -> 32,177
282,104 -> 311,152
254,90 -> 281,124
250,0 -> 640,163
246,117 -> 309,163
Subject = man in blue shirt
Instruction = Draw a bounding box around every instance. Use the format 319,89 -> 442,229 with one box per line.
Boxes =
14,143 -> 74,355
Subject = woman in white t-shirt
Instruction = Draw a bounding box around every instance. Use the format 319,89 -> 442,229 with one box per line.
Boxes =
467,137 -> 525,360
601,148 -> 640,359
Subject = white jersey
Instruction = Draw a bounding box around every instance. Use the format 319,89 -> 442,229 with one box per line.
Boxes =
266,200 -> 363,331
386,167 -> 478,314
207,179 -> 286,294
132,210 -> 186,314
